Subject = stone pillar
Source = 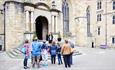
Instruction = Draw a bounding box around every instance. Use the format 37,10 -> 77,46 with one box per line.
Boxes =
51,15 -> 57,33
49,17 -> 52,33
54,16 -> 56,33
31,11 -> 34,32
25,11 -> 29,31
31,11 -> 34,41
51,15 -> 54,33
55,15 -> 58,32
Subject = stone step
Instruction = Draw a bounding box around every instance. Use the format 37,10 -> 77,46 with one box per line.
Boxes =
13,48 -> 22,54
73,51 -> 82,56
11,50 -> 19,56
6,51 -> 15,58
6,48 -> 24,59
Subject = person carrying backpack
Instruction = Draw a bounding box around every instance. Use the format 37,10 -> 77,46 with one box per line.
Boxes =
49,41 -> 57,64
23,40 -> 30,69
57,42 -> 63,65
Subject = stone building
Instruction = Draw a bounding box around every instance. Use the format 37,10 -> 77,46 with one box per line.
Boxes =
74,0 -> 115,48
0,0 -> 115,51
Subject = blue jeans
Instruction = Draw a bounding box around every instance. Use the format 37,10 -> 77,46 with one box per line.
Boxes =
23,57 -> 28,67
51,55 -> 56,64
70,53 -> 73,65
63,54 -> 71,68
57,54 -> 63,64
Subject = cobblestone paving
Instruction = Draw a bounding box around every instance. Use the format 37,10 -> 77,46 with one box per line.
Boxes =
0,47 -> 115,70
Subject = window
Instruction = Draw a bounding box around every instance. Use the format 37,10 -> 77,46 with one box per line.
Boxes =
112,16 -> 115,24
112,37 -> 115,44
113,1 -> 115,10
98,27 -> 100,35
62,0 -> 69,34
97,14 -> 101,21
97,1 -> 102,10
29,11 -> 31,31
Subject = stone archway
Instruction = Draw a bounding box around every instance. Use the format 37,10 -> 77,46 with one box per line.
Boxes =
35,16 -> 48,40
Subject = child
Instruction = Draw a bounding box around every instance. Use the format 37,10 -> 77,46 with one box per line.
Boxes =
23,40 -> 30,69
41,41 -> 48,66
57,43 -> 63,65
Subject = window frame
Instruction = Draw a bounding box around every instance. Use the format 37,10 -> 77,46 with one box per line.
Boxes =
98,27 -> 100,35
97,14 -> 102,21
62,0 -> 69,33
112,37 -> 115,44
97,1 -> 102,10
113,1 -> 115,10
112,15 -> 115,24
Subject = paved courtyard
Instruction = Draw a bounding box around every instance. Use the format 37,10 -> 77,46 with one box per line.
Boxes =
0,47 -> 115,70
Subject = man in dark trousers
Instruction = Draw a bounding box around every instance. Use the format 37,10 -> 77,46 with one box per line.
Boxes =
48,32 -> 53,44
69,40 -> 74,65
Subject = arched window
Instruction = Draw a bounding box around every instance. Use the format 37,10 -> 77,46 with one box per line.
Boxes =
62,0 -> 69,34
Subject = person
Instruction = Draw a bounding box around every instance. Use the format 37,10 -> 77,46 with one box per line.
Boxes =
31,39 -> 42,68
57,32 -> 61,42
41,41 -> 48,66
61,40 -> 72,68
48,32 -> 53,44
68,40 -> 75,65
49,41 -> 57,64
23,40 -> 30,69
57,42 -> 63,65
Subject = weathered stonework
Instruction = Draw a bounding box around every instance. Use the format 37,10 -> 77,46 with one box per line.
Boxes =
0,0 -> 115,51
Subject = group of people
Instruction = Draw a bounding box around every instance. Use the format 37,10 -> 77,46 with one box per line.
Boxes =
22,35 -> 74,69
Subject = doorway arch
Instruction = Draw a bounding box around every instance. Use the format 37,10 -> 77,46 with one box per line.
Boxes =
35,16 -> 48,40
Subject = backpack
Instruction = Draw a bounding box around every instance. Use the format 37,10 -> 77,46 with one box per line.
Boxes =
41,44 -> 48,49
21,47 -> 26,54
51,50 -> 56,55
50,45 -> 57,55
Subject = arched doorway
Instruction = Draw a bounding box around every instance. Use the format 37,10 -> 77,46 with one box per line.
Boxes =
35,16 -> 48,40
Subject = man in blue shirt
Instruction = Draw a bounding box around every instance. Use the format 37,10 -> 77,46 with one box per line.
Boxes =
31,39 -> 42,68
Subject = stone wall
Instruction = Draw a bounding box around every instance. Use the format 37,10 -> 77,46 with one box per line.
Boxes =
1,0 -> 115,50
0,35 -> 4,51
5,2 -> 25,50
0,11 -> 4,34
0,1 -> 5,50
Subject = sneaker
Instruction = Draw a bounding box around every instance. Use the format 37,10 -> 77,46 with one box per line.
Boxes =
24,66 -> 29,69
24,66 -> 27,69
26,66 -> 29,68
65,66 -> 67,68
32,64 -> 35,68
58,63 -> 61,65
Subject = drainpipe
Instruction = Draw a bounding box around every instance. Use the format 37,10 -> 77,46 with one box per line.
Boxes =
105,0 -> 107,46
3,4 -> 6,51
